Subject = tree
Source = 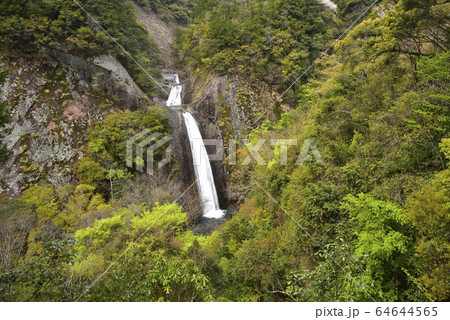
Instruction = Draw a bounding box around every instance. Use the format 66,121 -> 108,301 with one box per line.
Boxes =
74,158 -> 106,188
341,193 -> 414,301
53,184 -> 113,232
74,108 -> 170,197
3,239 -> 87,301
0,0 -> 163,94
89,252 -> 211,301
405,141 -> 450,301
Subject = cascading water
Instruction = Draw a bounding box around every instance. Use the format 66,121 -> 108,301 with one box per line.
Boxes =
166,75 -> 182,107
166,74 -> 225,219
183,113 -> 225,219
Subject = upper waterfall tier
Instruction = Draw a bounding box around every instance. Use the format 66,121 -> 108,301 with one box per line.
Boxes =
166,74 -> 182,107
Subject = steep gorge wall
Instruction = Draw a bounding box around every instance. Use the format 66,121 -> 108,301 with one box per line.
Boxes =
182,67 -> 282,205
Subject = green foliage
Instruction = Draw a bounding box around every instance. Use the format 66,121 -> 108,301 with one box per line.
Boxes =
341,193 -> 413,301
130,202 -> 188,235
0,239 -> 86,301
75,159 -> 106,187
0,0 -> 163,94
208,0 -> 449,302
53,184 -> 113,232
342,194 -> 409,260
72,202 -> 209,301
77,0 -> 164,93
75,214 -> 125,249
74,202 -> 188,255
90,252 -> 211,301
74,108 -> 170,196
176,0 -> 337,97
334,0 -> 375,22
84,109 -> 168,166
20,185 -> 58,222
132,0 -> 193,24
405,168 -> 450,301
0,0 -> 101,53
1,0 -> 449,302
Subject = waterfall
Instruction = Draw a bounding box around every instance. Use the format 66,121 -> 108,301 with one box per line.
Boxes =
165,73 -> 225,219
166,75 -> 182,107
183,113 -> 225,219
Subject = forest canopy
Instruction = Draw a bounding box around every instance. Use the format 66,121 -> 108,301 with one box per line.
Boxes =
0,0 -> 449,302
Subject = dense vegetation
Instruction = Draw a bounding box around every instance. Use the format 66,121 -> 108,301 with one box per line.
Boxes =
0,0 -> 449,302
74,107 -> 171,200
132,0 -> 193,24
175,0 -> 339,103
0,0 -> 163,94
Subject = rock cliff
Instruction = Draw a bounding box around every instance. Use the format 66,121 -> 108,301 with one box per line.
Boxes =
0,52 -> 151,197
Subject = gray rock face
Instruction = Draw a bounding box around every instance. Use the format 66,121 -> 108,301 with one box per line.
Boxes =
131,2 -> 176,68
0,53 -> 150,197
183,68 -> 279,139
181,68 -> 283,204
48,49 -> 147,110
92,54 -> 146,105
181,74 -> 234,206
